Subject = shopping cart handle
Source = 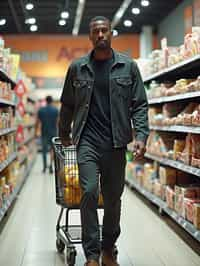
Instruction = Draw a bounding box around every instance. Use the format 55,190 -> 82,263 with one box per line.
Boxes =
52,137 -> 61,145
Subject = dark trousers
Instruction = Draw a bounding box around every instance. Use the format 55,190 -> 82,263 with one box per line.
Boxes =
77,143 -> 126,261
41,135 -> 52,169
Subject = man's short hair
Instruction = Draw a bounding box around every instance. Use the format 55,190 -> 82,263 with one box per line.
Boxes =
46,95 -> 53,104
89,16 -> 111,28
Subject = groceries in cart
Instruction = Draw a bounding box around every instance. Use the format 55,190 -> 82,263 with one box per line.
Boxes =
62,163 -> 103,206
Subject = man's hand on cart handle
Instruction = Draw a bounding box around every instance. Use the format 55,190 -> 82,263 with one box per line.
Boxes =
133,140 -> 146,160
60,138 -> 73,147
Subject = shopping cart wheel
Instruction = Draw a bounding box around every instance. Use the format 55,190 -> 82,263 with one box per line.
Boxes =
66,245 -> 76,266
56,238 -> 65,253
113,245 -> 118,259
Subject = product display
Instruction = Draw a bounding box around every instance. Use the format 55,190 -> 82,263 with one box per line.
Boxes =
0,37 -> 36,223
138,27 -> 200,79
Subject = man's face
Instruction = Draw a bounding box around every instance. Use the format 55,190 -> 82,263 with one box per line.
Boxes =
89,20 -> 112,50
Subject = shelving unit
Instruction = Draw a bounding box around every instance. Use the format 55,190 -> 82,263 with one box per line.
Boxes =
127,54 -> 200,242
0,153 -> 17,173
23,123 -> 36,129
0,127 -> 16,137
0,159 -> 35,223
0,98 -> 15,107
0,69 -> 16,89
150,125 -> 200,134
145,153 -> 200,178
126,178 -> 200,242
148,91 -> 200,105
144,55 -> 200,83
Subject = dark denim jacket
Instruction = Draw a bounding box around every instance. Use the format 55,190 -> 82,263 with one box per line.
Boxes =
59,49 -> 149,148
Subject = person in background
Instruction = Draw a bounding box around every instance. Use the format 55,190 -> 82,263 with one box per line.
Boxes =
59,16 -> 149,266
36,95 -> 59,173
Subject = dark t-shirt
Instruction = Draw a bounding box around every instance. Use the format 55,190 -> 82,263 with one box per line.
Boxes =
80,55 -> 114,149
38,105 -> 58,137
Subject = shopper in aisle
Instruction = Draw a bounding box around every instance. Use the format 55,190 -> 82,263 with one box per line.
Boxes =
59,16 -> 149,266
36,95 -> 59,174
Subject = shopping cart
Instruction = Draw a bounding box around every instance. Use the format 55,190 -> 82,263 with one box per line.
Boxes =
52,137 -> 104,266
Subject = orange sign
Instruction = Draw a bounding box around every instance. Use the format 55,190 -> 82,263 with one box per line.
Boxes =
3,35 -> 140,78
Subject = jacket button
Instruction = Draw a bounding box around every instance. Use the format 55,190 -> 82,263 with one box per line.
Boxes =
85,103 -> 89,108
82,120 -> 86,124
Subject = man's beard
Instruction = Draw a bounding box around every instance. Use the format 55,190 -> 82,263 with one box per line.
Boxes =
95,40 -> 110,50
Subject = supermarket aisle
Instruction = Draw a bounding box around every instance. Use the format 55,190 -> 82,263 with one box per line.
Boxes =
0,155 -> 199,266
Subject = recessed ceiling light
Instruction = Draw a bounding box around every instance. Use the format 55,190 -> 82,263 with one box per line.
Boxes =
59,19 -> 66,26
141,0 -> 150,7
26,3 -> 34,10
124,20 -> 133,27
132,8 -> 140,15
112,29 -> 118,37
61,11 -> 69,19
25,17 -> 36,24
0,19 -> 6,26
30,25 -> 38,32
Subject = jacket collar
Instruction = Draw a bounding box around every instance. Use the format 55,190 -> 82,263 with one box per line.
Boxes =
80,49 -> 126,69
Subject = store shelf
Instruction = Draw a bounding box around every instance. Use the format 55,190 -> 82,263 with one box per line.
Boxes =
0,159 -> 35,223
18,155 -> 27,165
0,153 -> 17,173
0,98 -> 16,106
143,55 -> 200,83
148,91 -> 200,105
0,69 -> 16,89
0,127 -> 16,136
18,135 -> 35,147
24,123 -> 36,129
150,125 -> 200,134
145,153 -> 200,177
126,178 -> 200,242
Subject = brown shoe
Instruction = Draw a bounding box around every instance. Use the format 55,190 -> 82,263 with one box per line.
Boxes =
101,249 -> 119,266
85,259 -> 100,266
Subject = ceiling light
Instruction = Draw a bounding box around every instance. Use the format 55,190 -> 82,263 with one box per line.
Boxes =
124,20 -> 132,27
26,3 -> 34,10
141,0 -> 150,7
132,8 -> 140,15
25,17 -> 36,24
59,19 -> 66,26
112,29 -> 118,37
0,19 -> 6,26
30,25 -> 38,32
61,11 -> 69,19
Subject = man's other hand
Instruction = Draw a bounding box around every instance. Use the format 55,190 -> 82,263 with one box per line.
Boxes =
133,140 -> 146,160
60,138 -> 73,147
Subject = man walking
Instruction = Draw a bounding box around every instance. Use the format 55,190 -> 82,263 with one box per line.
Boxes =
59,16 -> 149,266
36,95 -> 58,173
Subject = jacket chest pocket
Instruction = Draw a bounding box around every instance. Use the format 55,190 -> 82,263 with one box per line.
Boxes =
73,80 -> 90,99
115,77 -> 132,99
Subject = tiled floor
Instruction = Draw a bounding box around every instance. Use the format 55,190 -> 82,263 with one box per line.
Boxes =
0,155 -> 199,266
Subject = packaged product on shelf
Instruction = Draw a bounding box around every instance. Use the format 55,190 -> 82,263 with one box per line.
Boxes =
143,163 -> 157,192
193,203 -> 200,229
166,186 -> 175,210
159,166 -> 177,186
173,139 -> 186,160
178,134 -> 192,165
175,185 -> 200,216
191,135 -> 200,168
153,179 -> 162,198
184,198 -> 200,222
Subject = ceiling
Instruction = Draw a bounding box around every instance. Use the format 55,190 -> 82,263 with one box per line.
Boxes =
0,0 -> 183,35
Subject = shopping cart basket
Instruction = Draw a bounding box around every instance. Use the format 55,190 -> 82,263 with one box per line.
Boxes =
52,137 -> 104,265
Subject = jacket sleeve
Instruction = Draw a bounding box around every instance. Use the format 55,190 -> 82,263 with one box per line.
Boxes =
58,64 -> 75,140
131,61 -> 149,144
